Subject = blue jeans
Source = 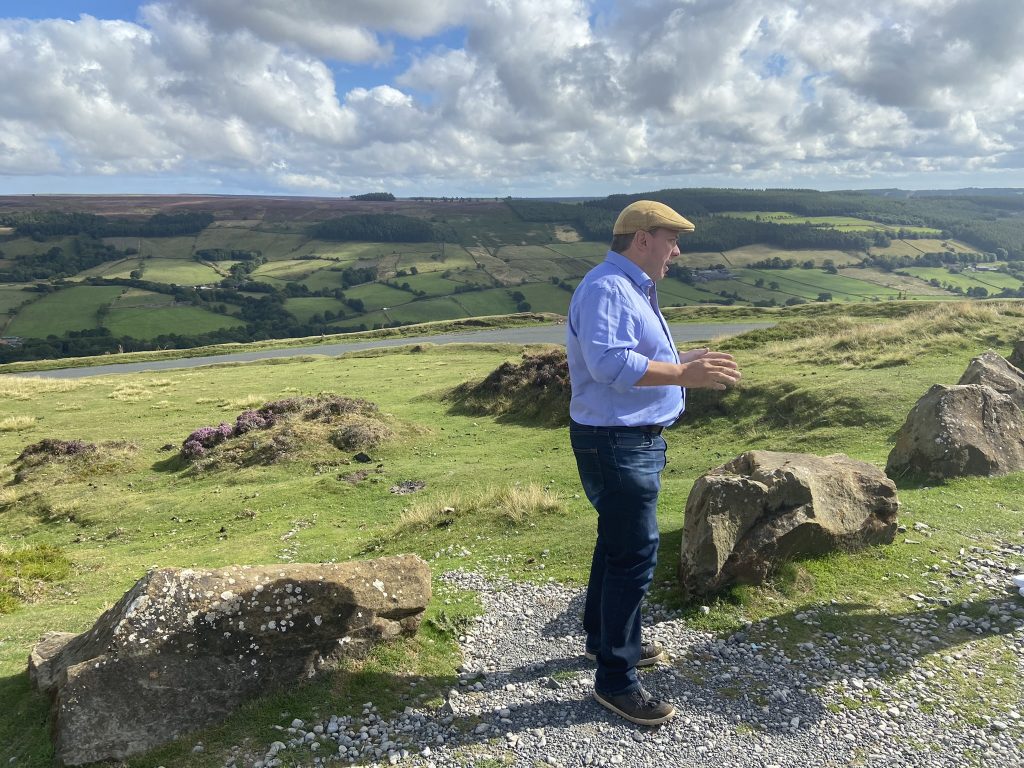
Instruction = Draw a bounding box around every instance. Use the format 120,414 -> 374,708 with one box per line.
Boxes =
570,421 -> 666,695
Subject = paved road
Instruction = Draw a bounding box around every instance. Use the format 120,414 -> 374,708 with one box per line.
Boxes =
19,322 -> 773,379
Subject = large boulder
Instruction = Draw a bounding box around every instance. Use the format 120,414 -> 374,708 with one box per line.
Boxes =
680,451 -> 898,596
1008,340 -> 1024,371
885,384 -> 1024,482
957,350 -> 1024,410
28,555 -> 430,766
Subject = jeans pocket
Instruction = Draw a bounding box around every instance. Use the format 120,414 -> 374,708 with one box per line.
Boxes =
572,446 -> 605,501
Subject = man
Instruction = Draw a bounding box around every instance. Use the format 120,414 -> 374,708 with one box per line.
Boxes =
567,200 -> 741,726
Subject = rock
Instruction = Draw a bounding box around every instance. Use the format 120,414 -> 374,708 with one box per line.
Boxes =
957,350 -> 1024,410
1008,340 -> 1024,371
885,384 -> 1024,481
679,451 -> 898,595
28,555 -> 430,766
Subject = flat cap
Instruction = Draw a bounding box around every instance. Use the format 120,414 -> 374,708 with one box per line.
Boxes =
612,200 -> 695,235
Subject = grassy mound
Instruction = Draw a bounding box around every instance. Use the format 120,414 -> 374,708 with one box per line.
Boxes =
11,438 -> 138,484
179,394 -> 395,470
445,347 -> 570,426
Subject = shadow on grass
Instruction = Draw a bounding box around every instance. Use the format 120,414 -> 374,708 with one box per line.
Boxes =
0,670 -> 54,767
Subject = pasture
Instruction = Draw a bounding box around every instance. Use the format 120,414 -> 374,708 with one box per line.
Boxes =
282,297 -> 351,323
0,286 -> 33,315
6,285 -> 125,338
103,306 -> 246,339
718,211 -> 942,234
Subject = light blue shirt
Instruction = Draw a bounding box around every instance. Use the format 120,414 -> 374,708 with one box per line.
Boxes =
567,251 -> 685,427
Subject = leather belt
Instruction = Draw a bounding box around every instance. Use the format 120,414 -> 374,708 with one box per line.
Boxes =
570,420 -> 664,436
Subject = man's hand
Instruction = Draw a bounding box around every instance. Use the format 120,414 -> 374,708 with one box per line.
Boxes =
636,348 -> 741,390
677,348 -> 741,390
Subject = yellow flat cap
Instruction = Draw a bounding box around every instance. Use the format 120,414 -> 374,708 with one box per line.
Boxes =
612,200 -> 695,235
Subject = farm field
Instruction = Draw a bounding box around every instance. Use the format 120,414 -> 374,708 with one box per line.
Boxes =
840,267 -> 953,296
869,238 -> 980,258
360,296 -> 468,326
717,211 -> 942,234
707,244 -> 863,268
341,282 -> 417,312
282,297 -> 351,323
6,285 -> 125,337
71,257 -> 141,280
249,259 -> 338,284
103,306 -> 246,339
102,236 -> 198,259
134,259 -> 223,285
901,267 -> 1024,293
0,285 -> 33,315
192,227 -> 306,261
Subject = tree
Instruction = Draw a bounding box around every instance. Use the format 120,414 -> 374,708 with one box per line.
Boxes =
817,292 -> 833,302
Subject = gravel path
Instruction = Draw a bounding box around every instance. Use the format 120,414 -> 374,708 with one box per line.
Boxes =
242,541 -> 1024,768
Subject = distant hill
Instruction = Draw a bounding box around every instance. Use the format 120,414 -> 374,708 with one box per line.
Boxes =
1,189 -> 1022,363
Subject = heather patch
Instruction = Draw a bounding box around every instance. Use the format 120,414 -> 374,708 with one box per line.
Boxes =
445,346 -> 569,427
179,394 -> 394,468
11,439 -> 139,483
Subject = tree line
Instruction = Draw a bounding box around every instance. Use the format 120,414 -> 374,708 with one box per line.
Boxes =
0,211 -> 214,239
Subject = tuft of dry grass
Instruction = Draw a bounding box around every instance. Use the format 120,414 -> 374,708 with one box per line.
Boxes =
109,384 -> 153,402
396,483 -> 563,532
0,416 -> 36,432
0,376 -> 84,401
224,394 -> 268,409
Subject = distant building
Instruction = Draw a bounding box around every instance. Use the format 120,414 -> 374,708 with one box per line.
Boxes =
0,337 -> 23,348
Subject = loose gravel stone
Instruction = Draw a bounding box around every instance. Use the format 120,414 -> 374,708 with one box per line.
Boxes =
254,542 -> 1024,767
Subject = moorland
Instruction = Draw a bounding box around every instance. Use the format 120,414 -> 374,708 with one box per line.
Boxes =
1,298 -> 1023,766
2,188 -> 1024,366
2,188 -> 1024,766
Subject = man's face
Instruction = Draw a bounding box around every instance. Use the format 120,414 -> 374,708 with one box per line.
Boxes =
637,228 -> 681,281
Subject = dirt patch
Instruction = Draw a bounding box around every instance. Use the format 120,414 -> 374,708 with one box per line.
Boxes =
445,347 -> 569,427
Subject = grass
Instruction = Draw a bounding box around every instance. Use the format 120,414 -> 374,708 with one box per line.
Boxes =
1,301 -> 1024,766
104,305 -> 246,339
0,285 -> 34,315
6,285 -> 125,338
136,259 -> 224,285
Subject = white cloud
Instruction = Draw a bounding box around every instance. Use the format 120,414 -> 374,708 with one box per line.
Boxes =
0,0 -> 1022,194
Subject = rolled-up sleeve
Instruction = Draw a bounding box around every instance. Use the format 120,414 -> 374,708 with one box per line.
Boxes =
574,282 -> 649,392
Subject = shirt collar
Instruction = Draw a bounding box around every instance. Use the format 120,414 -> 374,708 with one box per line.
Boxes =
605,250 -> 654,290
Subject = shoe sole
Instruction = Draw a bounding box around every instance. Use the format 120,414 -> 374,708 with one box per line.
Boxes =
583,649 -> 666,667
592,691 -> 676,726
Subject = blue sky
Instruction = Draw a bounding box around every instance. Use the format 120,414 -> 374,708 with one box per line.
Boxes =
1,0 -> 1022,197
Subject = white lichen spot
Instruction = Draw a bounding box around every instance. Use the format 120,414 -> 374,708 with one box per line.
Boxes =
221,591 -> 234,601
314,616 -> 323,626
372,579 -> 386,594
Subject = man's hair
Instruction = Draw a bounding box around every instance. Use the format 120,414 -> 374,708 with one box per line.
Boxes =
611,228 -> 665,254
610,231 -> 638,254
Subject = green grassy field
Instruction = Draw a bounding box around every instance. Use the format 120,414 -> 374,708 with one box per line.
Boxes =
103,306 -> 246,339
249,258 -> 337,284
869,238 -> 980,257
6,286 -> 125,337
134,259 -> 223,285
282,296 -> 351,323
2,302 -> 1024,767
718,211 -> 942,235
192,227 -> 307,261
341,282 -> 418,312
902,267 -> 1024,293
102,236 -> 198,259
0,286 -> 33,315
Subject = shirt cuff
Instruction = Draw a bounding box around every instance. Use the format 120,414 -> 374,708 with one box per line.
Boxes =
610,349 -> 649,392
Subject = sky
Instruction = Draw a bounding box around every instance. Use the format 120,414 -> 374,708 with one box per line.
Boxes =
1,0 -> 1023,197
